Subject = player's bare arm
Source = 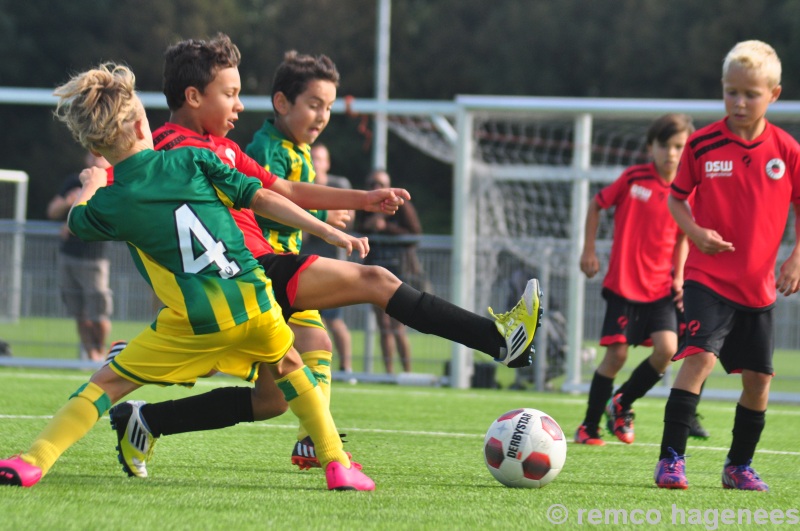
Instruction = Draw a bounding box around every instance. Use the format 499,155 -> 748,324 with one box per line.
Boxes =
580,199 -> 601,278
71,167 -> 106,204
776,203 -> 800,296
365,187 -> 410,214
672,232 -> 689,310
326,208 -> 351,229
249,188 -> 369,258
668,195 -> 734,255
269,178 -> 410,214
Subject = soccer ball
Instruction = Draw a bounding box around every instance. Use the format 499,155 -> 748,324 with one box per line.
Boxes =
483,408 -> 567,488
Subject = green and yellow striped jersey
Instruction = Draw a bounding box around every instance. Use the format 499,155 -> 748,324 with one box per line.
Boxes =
245,120 -> 326,253
69,147 -> 274,335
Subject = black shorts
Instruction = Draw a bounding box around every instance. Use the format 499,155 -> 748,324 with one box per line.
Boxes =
599,289 -> 677,347
258,253 -> 318,322
674,283 -> 774,375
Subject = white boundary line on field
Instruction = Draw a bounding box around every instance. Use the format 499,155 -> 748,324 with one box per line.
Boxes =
1,415 -> 796,457
2,370 -> 799,457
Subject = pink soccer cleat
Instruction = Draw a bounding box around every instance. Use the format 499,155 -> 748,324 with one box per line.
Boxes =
605,393 -> 635,444
574,424 -> 605,446
0,456 -> 42,488
655,447 -> 688,489
722,459 -> 769,491
325,461 -> 375,491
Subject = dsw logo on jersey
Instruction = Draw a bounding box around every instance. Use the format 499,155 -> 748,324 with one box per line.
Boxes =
630,184 -> 652,202
704,160 -> 733,178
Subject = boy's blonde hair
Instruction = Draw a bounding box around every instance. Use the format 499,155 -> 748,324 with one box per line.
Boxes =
54,63 -> 142,154
722,40 -> 781,88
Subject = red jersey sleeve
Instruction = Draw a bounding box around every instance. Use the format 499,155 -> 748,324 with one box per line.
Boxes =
595,169 -> 629,209
229,141 -> 277,188
670,145 -> 697,201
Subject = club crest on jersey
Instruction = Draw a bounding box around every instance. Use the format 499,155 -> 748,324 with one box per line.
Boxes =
766,158 -> 786,180
704,160 -> 733,178
630,183 -> 652,202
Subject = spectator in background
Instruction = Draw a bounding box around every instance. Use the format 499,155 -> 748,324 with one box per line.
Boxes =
356,169 -> 422,374
47,152 -> 113,362
305,143 -> 355,381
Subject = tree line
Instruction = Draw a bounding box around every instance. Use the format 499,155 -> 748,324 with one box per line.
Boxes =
2,0 -> 798,233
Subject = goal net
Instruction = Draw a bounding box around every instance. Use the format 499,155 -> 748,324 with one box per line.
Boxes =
0,170 -> 28,323
385,96 -> 800,394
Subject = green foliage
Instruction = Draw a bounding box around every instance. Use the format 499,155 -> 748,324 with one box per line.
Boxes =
1,368 -> 799,529
5,0 -> 800,232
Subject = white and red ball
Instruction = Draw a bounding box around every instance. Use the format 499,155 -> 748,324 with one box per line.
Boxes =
483,408 -> 567,488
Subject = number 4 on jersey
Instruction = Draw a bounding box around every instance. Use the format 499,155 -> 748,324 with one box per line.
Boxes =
175,204 -> 241,279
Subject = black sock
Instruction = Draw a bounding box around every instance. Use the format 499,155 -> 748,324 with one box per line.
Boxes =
727,403 -> 766,466
583,372 -> 614,428
660,388 -> 699,459
617,358 -> 663,410
141,386 -> 254,437
386,283 -> 504,358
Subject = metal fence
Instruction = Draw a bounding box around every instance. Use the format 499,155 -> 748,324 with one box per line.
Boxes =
3,221 -> 800,391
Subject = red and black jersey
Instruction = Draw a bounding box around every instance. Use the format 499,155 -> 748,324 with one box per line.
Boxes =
596,162 -> 680,302
671,118 -> 800,308
152,123 -> 277,258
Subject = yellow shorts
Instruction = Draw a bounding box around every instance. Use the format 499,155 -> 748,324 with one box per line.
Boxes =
288,308 -> 325,329
109,306 -> 294,387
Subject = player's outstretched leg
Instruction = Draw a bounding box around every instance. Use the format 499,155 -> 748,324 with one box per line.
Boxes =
297,261 -> 543,367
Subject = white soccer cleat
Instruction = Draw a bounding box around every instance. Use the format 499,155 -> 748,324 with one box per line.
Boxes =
109,400 -> 157,478
489,278 -> 543,368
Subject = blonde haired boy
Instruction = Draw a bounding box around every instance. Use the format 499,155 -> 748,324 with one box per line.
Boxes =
0,63 -> 375,491
655,41 -> 800,491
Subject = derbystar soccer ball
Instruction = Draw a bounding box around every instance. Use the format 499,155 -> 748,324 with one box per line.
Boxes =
483,408 -> 567,488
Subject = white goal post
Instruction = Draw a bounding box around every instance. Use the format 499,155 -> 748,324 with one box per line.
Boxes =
351,95 -> 800,392
0,170 -> 29,323
446,96 -> 800,390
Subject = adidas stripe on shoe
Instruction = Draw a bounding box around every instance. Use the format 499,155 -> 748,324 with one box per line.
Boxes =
490,278 -> 543,368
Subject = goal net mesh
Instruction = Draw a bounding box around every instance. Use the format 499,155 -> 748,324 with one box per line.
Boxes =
388,110 -> 800,390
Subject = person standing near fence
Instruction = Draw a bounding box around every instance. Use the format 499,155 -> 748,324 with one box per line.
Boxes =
356,169 -> 423,374
306,142 -> 355,381
47,151 -> 113,362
